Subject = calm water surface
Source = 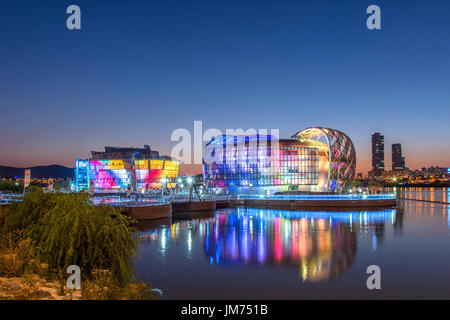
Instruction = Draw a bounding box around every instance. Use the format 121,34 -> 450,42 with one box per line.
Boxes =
135,188 -> 450,299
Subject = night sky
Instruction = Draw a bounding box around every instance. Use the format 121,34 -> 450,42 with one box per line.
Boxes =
1,0 -> 449,174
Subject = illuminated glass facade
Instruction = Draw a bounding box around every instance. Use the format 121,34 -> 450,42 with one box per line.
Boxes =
292,127 -> 357,191
203,135 -> 329,193
75,159 -> 179,192
75,146 -> 179,192
75,159 -> 89,192
135,159 -> 179,189
203,127 -> 356,193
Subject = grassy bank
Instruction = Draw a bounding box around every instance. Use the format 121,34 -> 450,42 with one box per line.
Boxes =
0,181 -> 24,194
0,205 -> 6,229
0,189 -> 155,300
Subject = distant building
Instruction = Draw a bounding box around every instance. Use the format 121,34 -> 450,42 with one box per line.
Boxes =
91,145 -> 168,160
408,166 -> 447,179
371,133 -> 385,177
392,143 -> 406,171
75,145 -> 179,192
382,170 -> 409,181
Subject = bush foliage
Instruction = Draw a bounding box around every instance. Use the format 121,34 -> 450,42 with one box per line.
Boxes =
0,181 -> 23,193
2,189 -> 138,287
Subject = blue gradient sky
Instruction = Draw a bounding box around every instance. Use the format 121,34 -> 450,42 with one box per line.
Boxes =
1,0 -> 449,173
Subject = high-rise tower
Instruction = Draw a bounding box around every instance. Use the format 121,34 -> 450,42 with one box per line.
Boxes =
371,133 -> 385,177
392,143 -> 405,171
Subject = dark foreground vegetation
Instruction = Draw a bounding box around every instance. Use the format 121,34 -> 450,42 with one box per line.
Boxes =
0,181 -> 24,194
0,188 -> 154,300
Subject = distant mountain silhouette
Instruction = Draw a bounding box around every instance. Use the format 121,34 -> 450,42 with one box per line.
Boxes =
0,165 -> 75,179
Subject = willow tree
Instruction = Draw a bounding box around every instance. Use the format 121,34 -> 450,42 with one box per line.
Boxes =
3,190 -> 138,287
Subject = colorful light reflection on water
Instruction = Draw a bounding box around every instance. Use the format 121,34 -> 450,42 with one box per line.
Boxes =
135,189 -> 450,299
139,207 -> 399,283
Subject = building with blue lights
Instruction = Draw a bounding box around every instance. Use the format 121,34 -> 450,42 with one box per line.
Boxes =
203,127 -> 356,194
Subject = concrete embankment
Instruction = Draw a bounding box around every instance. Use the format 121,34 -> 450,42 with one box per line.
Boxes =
121,201 -> 217,221
171,201 -> 216,219
1,197 -> 398,223
216,198 -> 397,209
172,200 -> 216,213
122,203 -> 172,221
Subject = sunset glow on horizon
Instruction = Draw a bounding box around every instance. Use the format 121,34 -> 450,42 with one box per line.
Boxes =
1,1 -> 449,175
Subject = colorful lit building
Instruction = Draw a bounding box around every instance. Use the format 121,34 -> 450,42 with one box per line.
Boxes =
203,127 -> 356,194
75,145 -> 179,192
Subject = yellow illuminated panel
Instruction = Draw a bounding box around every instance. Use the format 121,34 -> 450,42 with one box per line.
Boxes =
162,161 -> 180,178
135,160 -> 149,170
150,160 -> 164,170
105,160 -> 125,170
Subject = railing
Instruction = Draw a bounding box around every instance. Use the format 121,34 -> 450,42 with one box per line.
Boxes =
1,191 -> 396,206
90,195 -> 171,207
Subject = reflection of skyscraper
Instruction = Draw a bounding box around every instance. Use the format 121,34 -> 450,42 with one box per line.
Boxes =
371,133 -> 385,177
393,206 -> 404,236
392,143 -> 406,171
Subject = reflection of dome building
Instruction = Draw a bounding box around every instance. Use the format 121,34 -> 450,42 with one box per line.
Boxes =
137,207 -> 401,283
202,208 -> 358,282
203,127 -> 356,193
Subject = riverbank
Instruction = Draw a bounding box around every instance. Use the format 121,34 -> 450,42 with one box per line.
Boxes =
0,236 -> 155,300
0,273 -> 153,300
0,190 -> 156,300
0,275 -> 69,300
0,205 -> 6,228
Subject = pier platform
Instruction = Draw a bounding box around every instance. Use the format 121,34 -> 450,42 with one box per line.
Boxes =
122,203 -> 172,221
171,201 -> 216,219
216,194 -> 397,209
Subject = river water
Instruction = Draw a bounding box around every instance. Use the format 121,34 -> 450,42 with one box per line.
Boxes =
135,187 -> 450,299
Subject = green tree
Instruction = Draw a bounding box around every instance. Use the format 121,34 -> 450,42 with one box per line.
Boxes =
3,190 -> 138,287
0,181 -> 23,193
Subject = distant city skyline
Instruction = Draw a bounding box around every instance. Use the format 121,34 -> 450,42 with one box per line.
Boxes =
1,0 -> 449,174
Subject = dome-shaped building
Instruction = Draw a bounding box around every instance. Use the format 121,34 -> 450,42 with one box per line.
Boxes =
292,127 -> 356,191
203,127 -> 356,194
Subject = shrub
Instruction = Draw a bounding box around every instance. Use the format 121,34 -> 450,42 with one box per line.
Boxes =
0,230 -> 40,278
3,190 -> 139,287
0,206 -> 7,228
80,272 -> 154,300
3,187 -> 57,237
0,181 -> 23,193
